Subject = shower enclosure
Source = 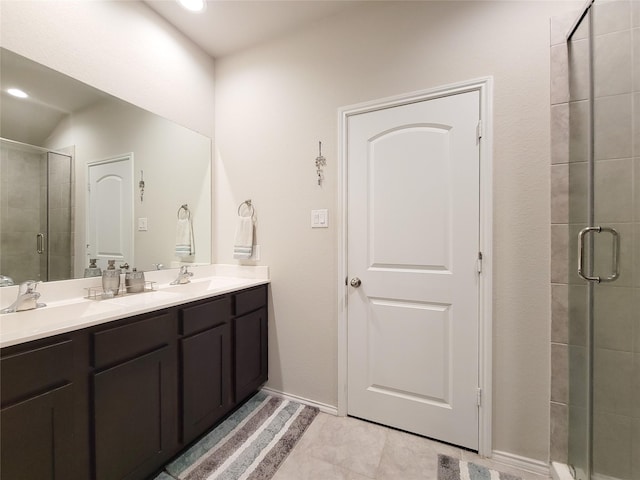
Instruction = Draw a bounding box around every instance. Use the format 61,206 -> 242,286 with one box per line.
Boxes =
0,138 -> 73,284
560,1 -> 638,478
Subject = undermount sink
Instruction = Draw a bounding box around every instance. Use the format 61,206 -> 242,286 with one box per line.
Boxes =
108,290 -> 183,307
0,299 -> 124,340
161,276 -> 246,294
48,300 -> 124,318
9,299 -> 123,320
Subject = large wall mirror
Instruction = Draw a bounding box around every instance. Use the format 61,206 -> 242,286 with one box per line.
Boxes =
0,47 -> 212,284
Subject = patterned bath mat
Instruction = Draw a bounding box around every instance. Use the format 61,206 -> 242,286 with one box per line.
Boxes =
438,454 -> 522,480
161,391 -> 318,480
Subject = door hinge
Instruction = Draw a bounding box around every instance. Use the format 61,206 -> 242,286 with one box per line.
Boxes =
476,120 -> 483,140
477,388 -> 482,406
87,183 -> 91,192
477,252 -> 483,274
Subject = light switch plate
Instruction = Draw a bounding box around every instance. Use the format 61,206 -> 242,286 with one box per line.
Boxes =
138,217 -> 148,231
311,209 -> 328,228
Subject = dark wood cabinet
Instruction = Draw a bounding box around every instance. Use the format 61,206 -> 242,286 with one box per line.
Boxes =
1,384 -> 74,480
233,286 -> 268,403
0,284 -> 268,480
0,338 -> 77,480
180,296 -> 232,443
91,311 -> 178,480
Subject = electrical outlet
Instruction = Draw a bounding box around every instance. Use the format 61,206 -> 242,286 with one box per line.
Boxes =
138,218 -> 148,231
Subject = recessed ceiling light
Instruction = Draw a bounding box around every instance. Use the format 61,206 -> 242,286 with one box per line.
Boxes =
7,88 -> 28,98
177,0 -> 206,13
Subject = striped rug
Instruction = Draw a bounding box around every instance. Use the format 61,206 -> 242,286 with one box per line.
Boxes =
438,454 -> 522,480
160,391 -> 318,480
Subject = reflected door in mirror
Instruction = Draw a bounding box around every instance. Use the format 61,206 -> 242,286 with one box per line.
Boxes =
87,155 -> 133,272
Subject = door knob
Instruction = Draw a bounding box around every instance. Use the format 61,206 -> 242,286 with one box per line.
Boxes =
350,277 -> 362,288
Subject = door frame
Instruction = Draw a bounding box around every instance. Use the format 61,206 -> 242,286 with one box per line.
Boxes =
86,153 -> 135,270
337,77 -> 493,456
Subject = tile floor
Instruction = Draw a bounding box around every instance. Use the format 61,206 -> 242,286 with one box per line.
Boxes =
271,413 -> 553,480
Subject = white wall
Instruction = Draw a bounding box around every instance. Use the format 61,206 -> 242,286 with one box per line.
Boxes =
214,1 -> 581,462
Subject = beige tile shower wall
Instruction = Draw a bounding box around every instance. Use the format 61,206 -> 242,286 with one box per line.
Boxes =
550,9 -> 575,464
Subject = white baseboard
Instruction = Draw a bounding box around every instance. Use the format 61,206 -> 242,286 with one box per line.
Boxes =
491,450 -> 550,477
261,386 -> 338,416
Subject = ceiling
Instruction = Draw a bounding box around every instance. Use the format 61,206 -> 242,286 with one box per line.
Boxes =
143,0 -> 365,58
0,48 -> 109,146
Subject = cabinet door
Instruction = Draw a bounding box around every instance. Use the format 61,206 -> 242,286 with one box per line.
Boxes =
234,307 -> 268,402
182,322 -> 231,443
1,384 -> 74,480
93,346 -> 176,480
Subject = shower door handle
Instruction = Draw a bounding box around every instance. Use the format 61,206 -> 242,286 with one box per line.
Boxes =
36,233 -> 45,254
577,226 -> 620,283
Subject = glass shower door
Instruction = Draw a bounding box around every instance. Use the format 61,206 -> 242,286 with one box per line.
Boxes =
589,1 -> 638,477
567,1 -> 638,478
0,140 -> 72,284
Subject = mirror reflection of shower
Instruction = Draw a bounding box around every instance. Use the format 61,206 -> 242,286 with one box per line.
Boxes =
0,138 -> 73,284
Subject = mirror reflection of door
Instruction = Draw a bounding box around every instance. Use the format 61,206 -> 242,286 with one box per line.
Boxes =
87,154 -> 133,272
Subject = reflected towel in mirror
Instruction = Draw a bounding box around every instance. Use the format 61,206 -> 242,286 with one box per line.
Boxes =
175,217 -> 195,257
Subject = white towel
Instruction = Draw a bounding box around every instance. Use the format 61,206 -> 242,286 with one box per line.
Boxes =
175,217 -> 195,257
233,216 -> 254,259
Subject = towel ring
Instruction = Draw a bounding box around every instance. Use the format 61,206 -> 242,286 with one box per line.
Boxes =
177,204 -> 190,220
237,199 -> 254,218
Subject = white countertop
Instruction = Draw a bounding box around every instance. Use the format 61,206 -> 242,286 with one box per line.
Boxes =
0,264 -> 269,349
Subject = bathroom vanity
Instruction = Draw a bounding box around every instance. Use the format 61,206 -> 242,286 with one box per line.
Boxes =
0,272 -> 268,480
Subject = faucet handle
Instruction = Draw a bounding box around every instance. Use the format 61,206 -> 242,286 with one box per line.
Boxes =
19,280 -> 39,294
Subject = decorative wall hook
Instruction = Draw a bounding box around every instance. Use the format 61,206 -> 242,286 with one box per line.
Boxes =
139,170 -> 145,202
315,141 -> 326,186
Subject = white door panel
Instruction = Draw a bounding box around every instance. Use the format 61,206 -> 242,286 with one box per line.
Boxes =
87,155 -> 133,271
347,91 -> 480,449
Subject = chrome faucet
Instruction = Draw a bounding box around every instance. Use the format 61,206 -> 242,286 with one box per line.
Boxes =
170,266 -> 193,285
1,280 -> 46,314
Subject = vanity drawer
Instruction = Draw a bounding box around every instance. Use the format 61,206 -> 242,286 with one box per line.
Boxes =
233,285 -> 267,317
92,311 -> 175,369
180,297 -> 230,336
1,339 -> 73,407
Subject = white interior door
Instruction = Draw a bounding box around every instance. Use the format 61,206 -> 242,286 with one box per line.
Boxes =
347,91 -> 481,449
87,155 -> 133,271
